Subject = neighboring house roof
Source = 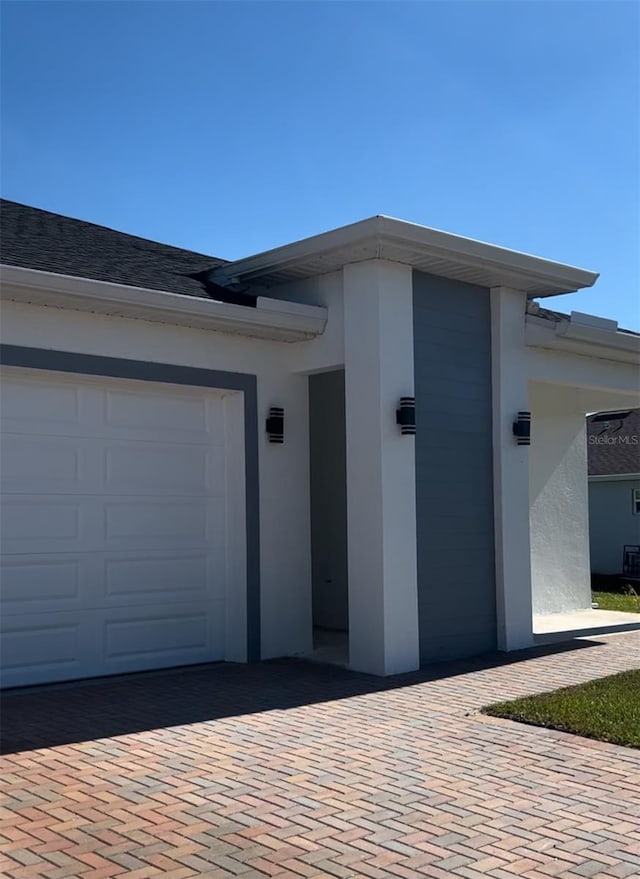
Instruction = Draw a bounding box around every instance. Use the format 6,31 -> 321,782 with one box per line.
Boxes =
0,199 -> 230,301
587,409 -> 640,476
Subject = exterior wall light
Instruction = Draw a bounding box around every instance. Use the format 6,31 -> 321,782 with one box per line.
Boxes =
266,407 -> 284,444
396,397 -> 416,436
513,411 -> 531,445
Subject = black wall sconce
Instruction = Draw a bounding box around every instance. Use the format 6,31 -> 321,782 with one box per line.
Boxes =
396,397 -> 416,436
513,411 -> 531,445
266,407 -> 284,444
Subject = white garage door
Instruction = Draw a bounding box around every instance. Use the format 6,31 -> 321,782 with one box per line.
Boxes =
0,367 -> 244,688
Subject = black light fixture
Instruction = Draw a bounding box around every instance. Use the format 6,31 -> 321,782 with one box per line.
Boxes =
513,411 -> 531,445
266,407 -> 284,444
396,397 -> 416,436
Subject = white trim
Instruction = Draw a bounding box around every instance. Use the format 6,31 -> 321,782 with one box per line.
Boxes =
526,350 -> 640,403
526,310 -> 640,365
588,473 -> 640,483
211,215 -> 598,297
0,264 -> 327,342
223,391 -> 248,662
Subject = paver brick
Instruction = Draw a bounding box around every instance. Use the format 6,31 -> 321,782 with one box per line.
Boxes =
1,632 -> 639,878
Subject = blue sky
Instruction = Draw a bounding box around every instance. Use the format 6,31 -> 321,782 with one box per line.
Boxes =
2,1 -> 638,328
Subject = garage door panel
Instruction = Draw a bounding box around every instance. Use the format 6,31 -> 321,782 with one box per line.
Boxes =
0,611 -> 100,688
1,435 -> 102,494
0,602 -> 223,687
103,442 -> 222,496
1,436 -> 225,497
2,496 -> 222,554
1,557 -> 81,610
1,372 -> 227,444
103,499 -> 219,549
104,551 -> 223,604
1,375 -> 100,438
2,621 -> 79,672
1,496 -> 106,555
1,498 -> 83,548
2,549 -> 225,616
103,602 -> 223,663
104,387 -> 226,445
1,374 -> 82,427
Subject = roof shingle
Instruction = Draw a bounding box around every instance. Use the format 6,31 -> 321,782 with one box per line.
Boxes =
0,199 -> 229,300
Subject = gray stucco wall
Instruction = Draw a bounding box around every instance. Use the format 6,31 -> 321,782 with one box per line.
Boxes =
309,370 -> 349,631
412,271 -> 496,663
589,478 -> 640,574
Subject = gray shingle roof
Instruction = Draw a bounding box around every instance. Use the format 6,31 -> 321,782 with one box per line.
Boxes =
0,199 -> 230,300
587,409 -> 640,476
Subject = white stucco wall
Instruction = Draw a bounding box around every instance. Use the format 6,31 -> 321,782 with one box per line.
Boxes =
264,272 -> 345,376
589,478 -> 640,574
490,287 -> 534,649
266,264 -> 421,674
342,260 -> 420,675
529,382 -> 592,614
0,298 -> 316,660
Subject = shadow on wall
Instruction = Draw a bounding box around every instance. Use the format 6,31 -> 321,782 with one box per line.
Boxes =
1,639 -> 605,755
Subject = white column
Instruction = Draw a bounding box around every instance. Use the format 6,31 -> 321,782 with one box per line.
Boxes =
343,260 -> 420,676
529,384 -> 591,614
490,286 -> 534,650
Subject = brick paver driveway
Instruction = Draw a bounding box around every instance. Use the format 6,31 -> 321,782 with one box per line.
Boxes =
1,633 -> 639,879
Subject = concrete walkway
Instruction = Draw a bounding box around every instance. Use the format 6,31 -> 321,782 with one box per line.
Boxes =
1,632 -> 639,879
534,609 -> 640,644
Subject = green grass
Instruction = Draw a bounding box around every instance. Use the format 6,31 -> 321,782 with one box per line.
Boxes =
592,590 -> 640,613
483,670 -> 640,749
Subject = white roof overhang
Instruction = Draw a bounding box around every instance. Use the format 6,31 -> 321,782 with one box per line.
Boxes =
210,215 -> 599,298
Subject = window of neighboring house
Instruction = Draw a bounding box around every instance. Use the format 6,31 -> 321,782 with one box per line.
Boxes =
633,489 -> 640,516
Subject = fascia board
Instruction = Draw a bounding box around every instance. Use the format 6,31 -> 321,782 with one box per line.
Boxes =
0,264 -> 327,341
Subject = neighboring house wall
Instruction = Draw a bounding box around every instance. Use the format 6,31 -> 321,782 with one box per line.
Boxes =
529,383 -> 591,614
412,271 -> 496,662
589,478 -> 640,574
0,298 -> 314,661
309,370 -> 348,631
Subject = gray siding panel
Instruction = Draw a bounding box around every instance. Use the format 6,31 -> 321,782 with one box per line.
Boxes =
412,271 -> 496,663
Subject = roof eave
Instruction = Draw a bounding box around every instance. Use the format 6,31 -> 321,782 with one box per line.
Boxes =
210,215 -> 599,297
0,264 -> 327,342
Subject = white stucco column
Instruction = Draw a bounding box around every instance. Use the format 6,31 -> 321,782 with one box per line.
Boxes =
529,383 -> 592,614
343,260 -> 420,676
490,287 -> 534,650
